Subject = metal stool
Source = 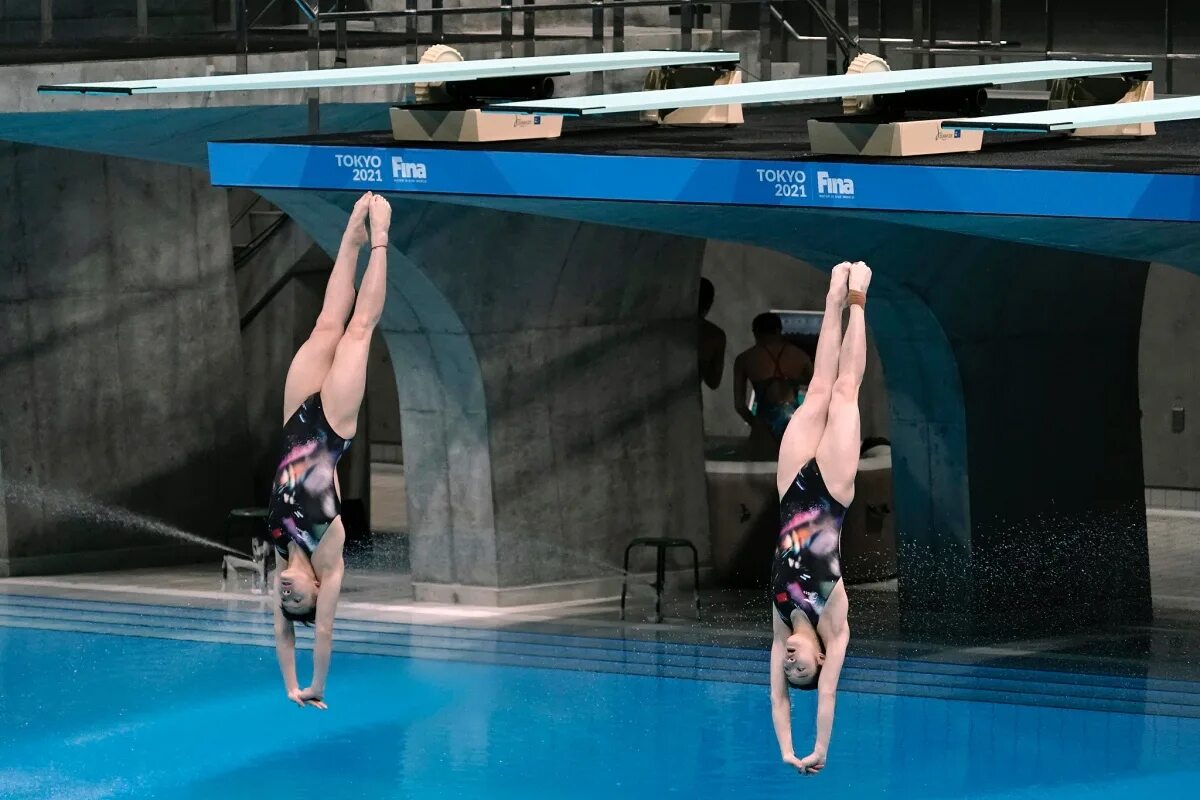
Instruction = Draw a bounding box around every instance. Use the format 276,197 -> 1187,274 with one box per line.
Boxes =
222,508 -> 271,595
620,537 -> 701,623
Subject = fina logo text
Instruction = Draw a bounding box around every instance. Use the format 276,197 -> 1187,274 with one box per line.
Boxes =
391,156 -> 429,182
817,171 -> 855,198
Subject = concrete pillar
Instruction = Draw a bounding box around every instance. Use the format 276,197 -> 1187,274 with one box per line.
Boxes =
861,283 -> 971,627
401,200 -> 709,600
0,442 -> 8,577
0,144 -> 252,574
1140,263 -> 1200,490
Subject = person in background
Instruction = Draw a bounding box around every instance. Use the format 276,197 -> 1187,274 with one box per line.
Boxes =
733,312 -> 813,459
698,277 -> 727,390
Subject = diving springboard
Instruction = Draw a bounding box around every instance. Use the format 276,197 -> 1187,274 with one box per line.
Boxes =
489,59 -> 1151,116
37,50 -> 740,96
942,95 -> 1200,133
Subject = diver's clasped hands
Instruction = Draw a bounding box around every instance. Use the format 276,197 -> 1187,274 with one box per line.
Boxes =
287,685 -> 328,710
783,749 -> 826,776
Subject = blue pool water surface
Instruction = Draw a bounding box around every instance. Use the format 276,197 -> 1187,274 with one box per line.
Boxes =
1,596 -> 1199,800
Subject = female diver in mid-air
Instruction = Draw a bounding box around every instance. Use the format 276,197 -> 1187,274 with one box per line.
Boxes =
267,191 -> 391,709
770,260 -> 871,774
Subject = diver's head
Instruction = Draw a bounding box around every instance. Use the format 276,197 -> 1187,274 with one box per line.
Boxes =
782,630 -> 825,689
699,277 -> 715,318
752,312 -> 783,345
279,565 -> 319,624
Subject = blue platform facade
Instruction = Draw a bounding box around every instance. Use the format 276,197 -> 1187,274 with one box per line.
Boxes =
209,141 -> 1200,223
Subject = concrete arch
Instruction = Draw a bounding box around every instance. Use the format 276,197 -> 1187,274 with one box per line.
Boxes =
864,283 -> 971,626
387,199 -> 710,597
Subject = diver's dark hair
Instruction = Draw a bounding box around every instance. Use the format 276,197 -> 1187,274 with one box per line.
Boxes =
752,312 -> 783,337
699,277 -> 715,316
792,667 -> 821,691
281,605 -> 317,626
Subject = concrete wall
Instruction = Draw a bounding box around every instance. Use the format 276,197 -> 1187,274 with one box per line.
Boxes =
0,144 -> 251,575
1140,262 -> 1200,492
699,240 -> 890,444
239,260 -> 301,500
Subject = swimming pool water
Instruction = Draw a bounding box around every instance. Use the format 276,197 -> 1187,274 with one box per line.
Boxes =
1,596 -> 1198,800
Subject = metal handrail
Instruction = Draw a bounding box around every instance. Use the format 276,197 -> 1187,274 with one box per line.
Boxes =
769,5 -> 803,48
229,193 -> 269,230
318,0 -> 760,19
234,214 -> 289,271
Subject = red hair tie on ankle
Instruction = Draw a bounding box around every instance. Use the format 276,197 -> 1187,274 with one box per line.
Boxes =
847,289 -> 867,308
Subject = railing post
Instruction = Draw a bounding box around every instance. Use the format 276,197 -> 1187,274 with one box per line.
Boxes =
335,0 -> 348,66
432,0 -> 444,38
758,0 -> 772,80
711,0 -> 722,50
823,0 -> 838,73
877,0 -> 886,59
405,0 -> 418,67
523,0 -> 536,57
1164,0 -> 1174,93
40,0 -> 52,43
502,0 -> 514,59
137,0 -> 148,36
927,0 -> 937,66
307,9 -> 320,134
590,2 -> 605,93
847,0 -> 859,65
912,0 -> 927,67
679,1 -> 693,52
991,0 -> 1002,63
613,0 -> 625,53
977,0 -> 1002,64
1044,0 -> 1054,60
235,0 -> 249,73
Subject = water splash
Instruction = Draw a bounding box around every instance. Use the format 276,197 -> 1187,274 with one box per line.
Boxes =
3,480 -> 250,558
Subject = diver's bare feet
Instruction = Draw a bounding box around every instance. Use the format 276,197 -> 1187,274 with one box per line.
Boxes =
369,194 -> 392,247
849,261 -> 872,296
827,262 -> 851,307
343,192 -> 372,248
